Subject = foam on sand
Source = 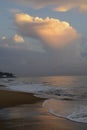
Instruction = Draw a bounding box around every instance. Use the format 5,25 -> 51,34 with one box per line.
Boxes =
43,98 -> 87,123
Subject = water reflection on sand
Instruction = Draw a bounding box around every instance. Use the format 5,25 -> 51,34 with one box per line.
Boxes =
0,102 -> 87,130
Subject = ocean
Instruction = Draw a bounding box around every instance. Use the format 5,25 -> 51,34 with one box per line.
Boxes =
0,75 -> 87,123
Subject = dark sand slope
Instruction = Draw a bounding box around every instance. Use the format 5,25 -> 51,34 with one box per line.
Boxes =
0,90 -> 43,107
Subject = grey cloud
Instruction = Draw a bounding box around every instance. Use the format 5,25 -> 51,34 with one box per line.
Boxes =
0,40 -> 87,76
13,0 -> 87,12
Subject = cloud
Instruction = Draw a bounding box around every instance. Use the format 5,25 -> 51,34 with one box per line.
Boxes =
13,0 -> 87,12
0,34 -> 24,48
13,34 -> 24,43
0,14 -> 87,76
9,8 -> 22,14
1,36 -> 6,40
13,14 -> 87,76
14,13 -> 79,48
0,40 -> 87,76
0,34 -> 45,53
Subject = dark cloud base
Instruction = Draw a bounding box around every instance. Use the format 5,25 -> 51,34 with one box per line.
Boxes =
0,47 -> 87,76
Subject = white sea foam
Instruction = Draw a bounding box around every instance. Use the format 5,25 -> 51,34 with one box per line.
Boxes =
8,83 -> 65,99
43,98 -> 87,123
0,78 -> 68,98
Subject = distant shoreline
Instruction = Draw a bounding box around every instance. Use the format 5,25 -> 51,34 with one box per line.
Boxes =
0,72 -> 15,78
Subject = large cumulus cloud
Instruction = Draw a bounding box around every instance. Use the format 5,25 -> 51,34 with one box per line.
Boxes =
13,0 -> 87,12
14,13 -> 79,48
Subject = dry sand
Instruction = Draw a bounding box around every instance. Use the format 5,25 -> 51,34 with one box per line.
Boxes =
0,89 -> 87,130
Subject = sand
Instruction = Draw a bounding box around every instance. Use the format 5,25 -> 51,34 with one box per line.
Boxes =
0,89 -> 87,130
0,90 -> 43,107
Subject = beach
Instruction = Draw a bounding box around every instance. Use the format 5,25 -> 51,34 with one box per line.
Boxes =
0,89 -> 87,130
0,89 -> 43,107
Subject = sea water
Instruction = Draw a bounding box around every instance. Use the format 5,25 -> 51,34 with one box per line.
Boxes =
0,76 -> 87,123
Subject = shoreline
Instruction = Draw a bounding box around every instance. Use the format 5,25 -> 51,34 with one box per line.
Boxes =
0,89 -> 87,130
0,89 -> 44,108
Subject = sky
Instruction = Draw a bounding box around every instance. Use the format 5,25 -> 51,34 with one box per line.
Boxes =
0,0 -> 87,76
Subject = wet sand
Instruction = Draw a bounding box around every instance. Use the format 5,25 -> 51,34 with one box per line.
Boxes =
0,90 -> 43,107
0,89 -> 87,130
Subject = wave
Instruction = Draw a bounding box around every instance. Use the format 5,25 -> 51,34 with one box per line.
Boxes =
43,98 -> 87,123
1,79 -> 78,100
1,78 -> 87,123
